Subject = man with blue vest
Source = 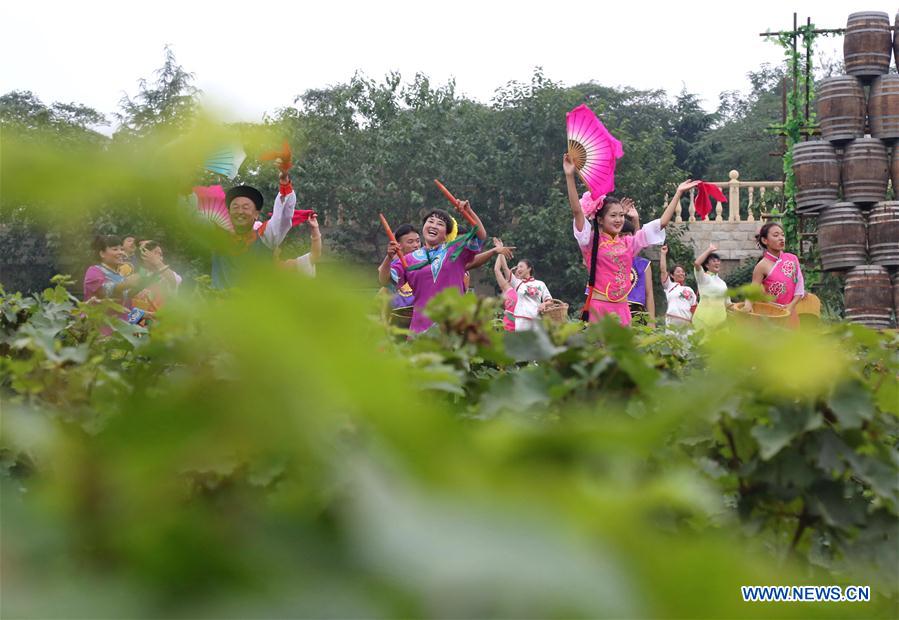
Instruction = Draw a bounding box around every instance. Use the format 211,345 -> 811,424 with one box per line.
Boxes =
212,169 -> 295,289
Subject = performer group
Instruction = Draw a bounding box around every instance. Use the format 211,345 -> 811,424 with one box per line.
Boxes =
81,108 -> 808,335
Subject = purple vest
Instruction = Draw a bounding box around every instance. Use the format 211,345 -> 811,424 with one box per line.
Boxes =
628,256 -> 650,306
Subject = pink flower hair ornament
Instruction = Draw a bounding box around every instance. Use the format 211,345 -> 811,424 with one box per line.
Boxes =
579,191 -> 607,220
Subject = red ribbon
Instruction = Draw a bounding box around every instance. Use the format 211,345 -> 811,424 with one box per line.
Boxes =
292,209 -> 315,227
693,182 -> 727,220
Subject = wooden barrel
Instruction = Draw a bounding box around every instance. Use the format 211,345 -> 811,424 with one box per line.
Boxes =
816,203 -> 867,271
867,201 -> 899,266
842,138 -> 889,203
868,75 -> 899,139
817,76 -> 866,141
844,265 -> 894,328
792,141 -> 840,210
845,12 -> 892,77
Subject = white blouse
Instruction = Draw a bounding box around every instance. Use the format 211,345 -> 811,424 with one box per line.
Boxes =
510,275 -> 552,331
664,277 -> 697,325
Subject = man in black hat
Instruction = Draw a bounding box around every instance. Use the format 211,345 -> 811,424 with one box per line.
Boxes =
212,169 -> 296,288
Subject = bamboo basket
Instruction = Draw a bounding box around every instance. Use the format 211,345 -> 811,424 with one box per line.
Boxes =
795,293 -> 821,317
542,299 -> 569,323
726,301 -> 791,326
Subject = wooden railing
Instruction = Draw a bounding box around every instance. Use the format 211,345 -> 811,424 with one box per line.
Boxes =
667,170 -> 784,223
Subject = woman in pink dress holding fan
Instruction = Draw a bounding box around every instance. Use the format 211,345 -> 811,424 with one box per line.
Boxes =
563,154 -> 697,325
563,104 -> 698,325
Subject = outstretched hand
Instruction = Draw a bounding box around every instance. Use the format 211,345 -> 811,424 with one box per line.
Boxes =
708,242 -> 718,252
621,197 -> 638,219
496,246 -> 516,260
677,179 -> 701,193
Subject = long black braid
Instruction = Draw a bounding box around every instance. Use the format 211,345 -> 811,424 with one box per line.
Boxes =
581,213 -> 601,322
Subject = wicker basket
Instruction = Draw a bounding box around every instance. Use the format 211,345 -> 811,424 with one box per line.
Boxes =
726,301 -> 791,326
542,299 -> 570,323
795,292 -> 821,317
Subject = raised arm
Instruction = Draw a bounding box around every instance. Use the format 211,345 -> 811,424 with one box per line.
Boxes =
563,153 -> 585,233
458,200 -> 487,241
659,180 -> 700,229
494,253 -> 512,292
694,242 -> 718,269
659,245 -> 670,286
263,171 -> 297,248
308,213 -> 322,265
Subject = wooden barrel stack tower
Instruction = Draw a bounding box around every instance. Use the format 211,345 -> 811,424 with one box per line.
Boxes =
797,10 -> 899,328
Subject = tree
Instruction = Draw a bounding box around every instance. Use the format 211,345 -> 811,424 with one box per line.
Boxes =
0,90 -> 107,144
115,46 -> 199,140
668,88 -> 718,178
699,64 -> 785,182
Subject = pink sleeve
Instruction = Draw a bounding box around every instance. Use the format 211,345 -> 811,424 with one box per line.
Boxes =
83,266 -> 104,300
632,219 -> 666,254
794,259 -> 805,298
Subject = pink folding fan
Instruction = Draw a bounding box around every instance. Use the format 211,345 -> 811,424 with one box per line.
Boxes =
566,104 -> 624,197
192,185 -> 233,232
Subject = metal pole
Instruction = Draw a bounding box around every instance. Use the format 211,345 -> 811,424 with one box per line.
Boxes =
759,28 -> 845,36
793,12 -> 798,128
781,76 -> 787,153
804,16 -> 811,138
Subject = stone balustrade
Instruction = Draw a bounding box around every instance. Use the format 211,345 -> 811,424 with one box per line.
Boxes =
660,171 -> 785,270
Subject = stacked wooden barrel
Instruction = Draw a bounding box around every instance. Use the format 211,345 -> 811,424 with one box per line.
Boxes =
797,11 -> 899,327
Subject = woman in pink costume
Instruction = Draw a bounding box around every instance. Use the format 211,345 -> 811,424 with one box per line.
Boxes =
563,153 -> 698,326
745,222 -> 805,328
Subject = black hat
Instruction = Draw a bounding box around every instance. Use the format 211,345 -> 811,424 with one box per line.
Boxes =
225,186 -> 264,211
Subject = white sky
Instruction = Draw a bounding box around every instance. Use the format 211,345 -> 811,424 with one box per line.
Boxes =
0,0 -> 879,127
